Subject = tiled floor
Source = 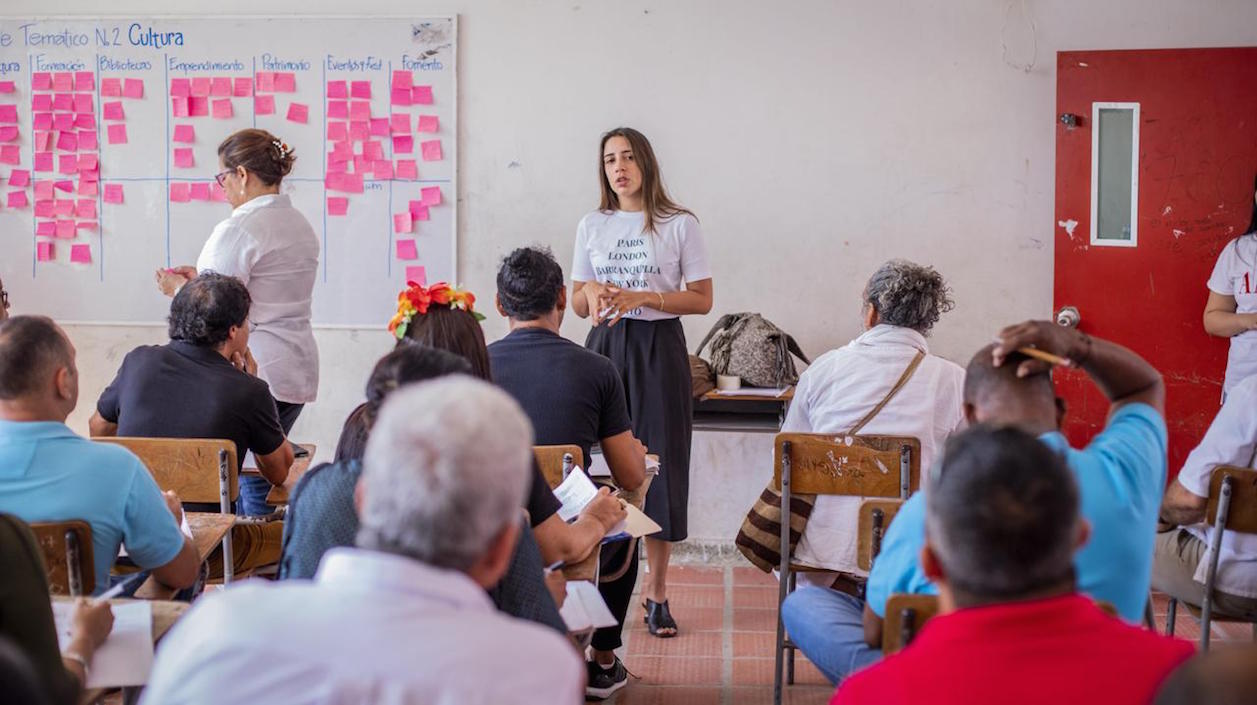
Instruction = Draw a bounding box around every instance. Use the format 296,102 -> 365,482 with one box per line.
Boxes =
607,561 -> 1256,705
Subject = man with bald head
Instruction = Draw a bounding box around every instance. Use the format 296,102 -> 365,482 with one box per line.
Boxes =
798,320 -> 1169,685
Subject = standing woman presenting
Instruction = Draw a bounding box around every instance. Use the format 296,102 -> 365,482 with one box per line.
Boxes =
572,127 -> 713,637
1204,173 -> 1257,401
156,129 -> 319,509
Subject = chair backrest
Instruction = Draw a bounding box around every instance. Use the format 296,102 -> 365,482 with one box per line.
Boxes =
534,445 -> 584,490
773,433 -> 921,497
881,593 -> 940,655
28,520 -> 95,596
96,437 -> 238,506
1207,466 -> 1257,534
857,498 -> 904,572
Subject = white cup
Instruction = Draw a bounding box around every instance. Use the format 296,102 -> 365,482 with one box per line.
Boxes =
716,374 -> 741,391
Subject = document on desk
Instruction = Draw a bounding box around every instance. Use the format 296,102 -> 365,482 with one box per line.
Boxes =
560,580 -> 618,632
53,600 -> 153,687
553,467 -> 661,540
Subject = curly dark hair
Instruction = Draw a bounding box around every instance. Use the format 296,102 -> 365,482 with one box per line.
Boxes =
168,272 -> 251,348
863,259 -> 954,335
496,246 -> 564,321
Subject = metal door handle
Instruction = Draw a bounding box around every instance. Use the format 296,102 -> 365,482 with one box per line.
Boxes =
1055,306 -> 1080,328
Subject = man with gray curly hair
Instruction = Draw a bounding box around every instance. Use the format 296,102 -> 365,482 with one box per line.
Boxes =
777,259 -> 965,684
142,377 -> 584,705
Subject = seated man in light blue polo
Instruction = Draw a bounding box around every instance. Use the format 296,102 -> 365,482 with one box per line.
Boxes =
781,320 -> 1167,684
0,316 -> 199,595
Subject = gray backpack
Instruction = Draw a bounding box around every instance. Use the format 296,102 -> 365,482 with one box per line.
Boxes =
696,313 -> 810,388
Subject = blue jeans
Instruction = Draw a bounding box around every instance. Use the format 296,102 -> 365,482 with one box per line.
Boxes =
238,474 -> 275,516
780,586 -> 882,684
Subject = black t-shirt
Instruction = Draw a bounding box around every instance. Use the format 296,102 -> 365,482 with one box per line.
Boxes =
97,341 -> 286,469
489,327 -> 633,471
526,460 -> 561,528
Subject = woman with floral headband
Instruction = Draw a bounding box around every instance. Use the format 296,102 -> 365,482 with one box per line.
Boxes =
389,281 -> 491,379
155,129 -> 319,515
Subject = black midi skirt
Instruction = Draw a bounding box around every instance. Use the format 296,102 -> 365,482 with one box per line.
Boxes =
586,317 -> 693,542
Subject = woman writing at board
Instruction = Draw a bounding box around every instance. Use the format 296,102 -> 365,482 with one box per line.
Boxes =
1204,172 -> 1257,401
572,127 -> 714,638
156,128 -> 320,436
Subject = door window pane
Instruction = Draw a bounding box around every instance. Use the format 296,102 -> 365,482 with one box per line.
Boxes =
1090,103 -> 1140,246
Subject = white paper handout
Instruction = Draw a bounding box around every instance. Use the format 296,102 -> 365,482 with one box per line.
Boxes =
552,467 -> 662,540
560,580 -> 619,633
119,512 -> 193,559
52,600 -> 154,688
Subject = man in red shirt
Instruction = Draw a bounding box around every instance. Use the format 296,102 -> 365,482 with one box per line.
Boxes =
833,426 -> 1193,705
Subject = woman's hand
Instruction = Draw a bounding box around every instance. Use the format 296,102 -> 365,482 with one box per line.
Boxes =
70,598 -> 114,651
600,287 -> 653,327
154,266 -> 196,297
581,281 -> 612,326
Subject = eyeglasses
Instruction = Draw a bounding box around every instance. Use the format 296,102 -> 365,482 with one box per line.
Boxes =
213,169 -> 235,187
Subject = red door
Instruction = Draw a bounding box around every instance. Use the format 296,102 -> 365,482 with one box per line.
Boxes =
1054,48 -> 1257,474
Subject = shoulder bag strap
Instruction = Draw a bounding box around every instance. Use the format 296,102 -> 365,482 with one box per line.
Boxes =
696,313 -> 741,356
846,350 -> 926,436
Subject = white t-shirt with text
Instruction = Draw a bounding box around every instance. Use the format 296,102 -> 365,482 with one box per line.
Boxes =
571,210 -> 711,322
1207,234 -> 1257,395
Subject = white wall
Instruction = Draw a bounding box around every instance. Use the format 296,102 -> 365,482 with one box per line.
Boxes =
8,0 -> 1257,540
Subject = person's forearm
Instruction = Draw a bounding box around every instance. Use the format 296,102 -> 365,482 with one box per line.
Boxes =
571,283 -> 593,318
648,289 -> 711,316
1160,481 -> 1207,527
1204,310 -> 1257,338
1066,331 -> 1163,404
88,412 -> 118,437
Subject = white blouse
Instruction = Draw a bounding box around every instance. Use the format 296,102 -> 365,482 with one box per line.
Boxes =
1207,234 -> 1257,396
571,210 -> 711,322
196,194 -> 320,404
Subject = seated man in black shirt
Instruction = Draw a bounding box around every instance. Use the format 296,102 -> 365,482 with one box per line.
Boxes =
489,246 -> 647,700
90,273 -> 294,576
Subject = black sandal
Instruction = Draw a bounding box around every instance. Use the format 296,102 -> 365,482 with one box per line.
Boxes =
643,598 -> 678,638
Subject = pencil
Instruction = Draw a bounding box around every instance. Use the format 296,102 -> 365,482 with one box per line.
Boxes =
1017,347 -> 1072,367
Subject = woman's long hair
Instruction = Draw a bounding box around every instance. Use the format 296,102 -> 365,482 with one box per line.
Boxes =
597,127 -> 693,234
396,305 -> 492,382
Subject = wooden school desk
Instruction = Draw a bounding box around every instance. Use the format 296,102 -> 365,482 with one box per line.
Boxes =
132,512 -> 234,600
239,443 -> 316,505
60,597 -> 189,705
692,387 -> 794,433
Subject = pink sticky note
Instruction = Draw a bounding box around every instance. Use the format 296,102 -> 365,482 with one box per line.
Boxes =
33,113 -> 53,131
408,201 -> 429,220
7,191 -> 28,208
70,244 -> 92,264
56,132 -> 79,152
74,114 -> 94,130
107,124 -> 127,145
36,219 -> 55,235
327,80 -> 348,99
79,131 -> 98,151
349,101 -> 371,121
255,72 -> 275,92
273,73 -> 296,92
395,239 -> 418,260
170,78 -> 191,96
412,86 -> 434,105
189,182 -> 211,201
326,197 -> 349,215
421,186 -> 443,206
324,173 -> 345,191
395,160 -> 418,180
0,105 -> 16,123
350,80 -> 371,99
353,155 -> 370,173
35,200 -> 54,217
34,153 -> 53,172
103,183 -> 124,204
191,77 -> 211,97
362,140 -> 384,160
101,78 -> 123,96
211,77 -> 232,97
32,130 -> 52,150
75,71 -> 94,91
173,148 -> 195,168
188,97 -> 208,117
390,88 -> 411,107
0,81 -> 15,94
254,95 -> 275,115
173,124 -> 195,143
53,73 -> 73,92
75,199 -> 96,218
37,241 -> 54,261
32,73 -> 52,90
326,121 -> 347,141
78,180 -> 98,197
55,220 -> 76,239
370,118 -> 389,136
211,99 -> 234,119
286,102 -> 308,124
0,144 -> 20,165
389,113 -> 411,134
342,172 -> 364,193
78,154 -> 99,171
392,70 -> 413,90
374,160 -> 394,179
0,126 -> 16,142
58,155 -> 78,174
103,101 -> 125,120
405,266 -> 427,287
327,101 -> 348,119
326,155 -> 346,173
54,181 -> 74,194
393,213 -> 412,233
34,181 -> 53,199
73,94 -> 94,114
123,78 -> 144,99
393,135 -> 413,153
172,96 -> 190,117
9,169 -> 30,187
169,182 -> 191,202
420,139 -> 442,162
233,77 -> 253,97
349,121 -> 369,140
32,94 -> 52,111
417,115 -> 439,133
76,220 -> 97,231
